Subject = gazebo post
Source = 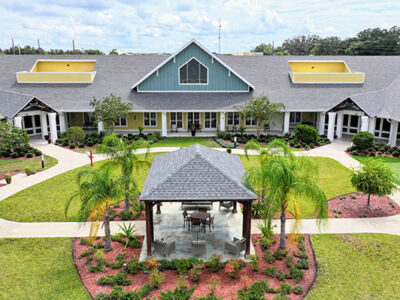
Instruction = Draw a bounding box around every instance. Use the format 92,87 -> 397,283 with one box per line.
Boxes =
242,201 -> 252,257
156,202 -> 161,214
150,203 -> 155,242
232,201 -> 237,213
145,201 -> 153,257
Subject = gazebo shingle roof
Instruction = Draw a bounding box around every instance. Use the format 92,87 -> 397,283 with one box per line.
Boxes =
139,144 -> 257,201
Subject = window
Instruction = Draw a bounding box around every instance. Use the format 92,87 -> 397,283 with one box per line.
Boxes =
245,115 -> 257,126
179,58 -> 208,84
289,112 -> 301,124
227,112 -> 240,126
170,112 -> 183,129
114,117 -> 127,127
375,117 -> 391,139
204,112 -> 217,129
83,112 -> 95,125
144,112 -> 157,127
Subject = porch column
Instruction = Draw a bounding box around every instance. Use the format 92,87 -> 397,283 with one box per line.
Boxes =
368,117 -> 376,135
59,113 -> 67,134
242,201 -> 252,257
327,112 -> 336,141
361,116 -> 369,132
318,113 -> 326,135
336,112 -> 344,139
40,112 -> 48,139
98,121 -> 104,134
48,112 -> 58,143
161,112 -> 167,137
283,112 -> 290,134
219,112 -> 225,132
388,120 -> 398,147
14,116 -> 22,129
145,202 -> 153,257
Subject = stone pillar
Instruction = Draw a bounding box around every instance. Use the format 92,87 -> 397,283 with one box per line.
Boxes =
283,111 -> 290,134
388,120 -> 398,147
48,112 -> 58,143
336,112 -> 344,139
327,112 -> 336,141
14,116 -> 22,129
361,116 -> 369,132
59,113 -> 67,134
98,121 -> 104,134
318,113 -> 326,135
368,117 -> 376,135
219,112 -> 225,132
161,112 -> 167,137
40,112 -> 48,139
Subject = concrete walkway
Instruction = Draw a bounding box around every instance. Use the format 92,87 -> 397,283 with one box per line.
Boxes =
1,139 -> 399,239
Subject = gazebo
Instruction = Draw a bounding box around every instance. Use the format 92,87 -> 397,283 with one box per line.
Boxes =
139,144 -> 258,257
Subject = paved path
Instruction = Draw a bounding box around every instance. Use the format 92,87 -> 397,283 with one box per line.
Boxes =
1,139 -> 399,239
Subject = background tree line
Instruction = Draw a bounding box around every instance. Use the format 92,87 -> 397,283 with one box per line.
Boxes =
252,26 -> 400,56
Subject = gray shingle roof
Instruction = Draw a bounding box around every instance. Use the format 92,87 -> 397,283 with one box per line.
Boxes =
0,90 -> 35,118
139,144 -> 257,201
0,54 -> 399,121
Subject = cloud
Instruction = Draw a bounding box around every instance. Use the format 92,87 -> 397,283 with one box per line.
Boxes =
0,0 -> 398,52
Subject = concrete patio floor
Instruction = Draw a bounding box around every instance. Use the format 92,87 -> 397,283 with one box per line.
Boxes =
139,202 -> 255,261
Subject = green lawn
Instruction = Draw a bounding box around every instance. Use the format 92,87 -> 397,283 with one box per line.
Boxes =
151,137 -> 218,148
0,153 -> 354,222
0,238 -> 90,299
240,156 -> 355,217
0,155 -> 58,173
353,155 -> 400,185
307,234 -> 400,299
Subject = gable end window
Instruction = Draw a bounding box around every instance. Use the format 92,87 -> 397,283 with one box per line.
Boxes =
144,112 -> 157,127
179,58 -> 208,85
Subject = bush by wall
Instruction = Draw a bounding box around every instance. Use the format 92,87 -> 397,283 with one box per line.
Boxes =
352,131 -> 374,150
294,124 -> 319,144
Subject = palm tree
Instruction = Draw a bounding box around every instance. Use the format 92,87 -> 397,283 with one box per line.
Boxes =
65,166 -> 122,251
97,133 -> 149,211
245,139 -> 328,249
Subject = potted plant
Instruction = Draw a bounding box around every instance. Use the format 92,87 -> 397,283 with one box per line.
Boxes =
24,166 -> 31,176
4,173 -> 11,184
44,135 -> 51,143
190,123 -> 196,137
138,126 -> 144,137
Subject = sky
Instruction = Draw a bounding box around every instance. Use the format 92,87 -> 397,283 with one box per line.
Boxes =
1,0 -> 399,54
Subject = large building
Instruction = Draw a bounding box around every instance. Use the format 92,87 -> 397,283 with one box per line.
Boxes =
0,39 -> 399,146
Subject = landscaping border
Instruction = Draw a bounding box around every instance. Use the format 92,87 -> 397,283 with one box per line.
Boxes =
71,237 -> 92,299
303,235 -> 319,299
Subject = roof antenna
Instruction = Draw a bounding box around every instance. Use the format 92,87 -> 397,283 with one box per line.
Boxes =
218,18 -> 221,54
12,38 -> 15,55
37,39 -> 41,54
72,40 -> 75,52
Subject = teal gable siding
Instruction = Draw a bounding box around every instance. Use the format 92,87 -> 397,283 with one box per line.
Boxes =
138,43 -> 249,91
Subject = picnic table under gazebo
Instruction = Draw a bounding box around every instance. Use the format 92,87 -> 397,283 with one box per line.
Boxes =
139,144 -> 258,258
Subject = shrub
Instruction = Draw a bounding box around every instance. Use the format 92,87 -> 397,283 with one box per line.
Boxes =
273,249 -> 289,260
66,126 -> 86,143
87,140 -> 94,147
78,142 -> 85,148
259,236 -> 272,250
119,210 -> 134,220
393,151 -> 400,157
205,255 -> 224,272
279,282 -> 292,295
214,138 -> 235,148
175,258 -> 192,275
237,280 -> 269,300
69,142 -> 76,149
226,147 -> 232,154
24,166 -> 31,175
128,238 -> 141,248
160,286 -> 196,300
62,140 -> 69,146
264,251 -> 275,264
126,256 -> 142,274
352,131 -> 374,150
294,250 -> 308,259
249,254 -> 260,271
295,259 -> 309,269
149,270 -> 164,288
289,266 -> 304,283
97,270 -> 132,286
216,131 -> 226,139
293,285 -> 304,295
224,259 -> 244,278
4,173 -> 12,183
189,267 -> 203,282
294,124 -> 318,144
11,152 -> 19,158
80,238 -> 89,245
79,248 -> 95,258
25,152 -> 34,158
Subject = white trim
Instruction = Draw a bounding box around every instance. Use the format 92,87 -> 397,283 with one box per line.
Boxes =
289,71 -> 365,84
136,90 -> 249,93
169,112 -> 184,130
130,39 -> 254,90
178,57 -> 209,86
203,112 -> 217,129
226,112 -> 240,126
16,71 -> 96,84
143,112 -> 158,127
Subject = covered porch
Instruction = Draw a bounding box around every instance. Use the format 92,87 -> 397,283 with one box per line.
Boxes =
139,144 -> 258,260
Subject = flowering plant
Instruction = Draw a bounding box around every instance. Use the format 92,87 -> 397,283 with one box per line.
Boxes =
224,259 -> 244,278
146,258 -> 160,271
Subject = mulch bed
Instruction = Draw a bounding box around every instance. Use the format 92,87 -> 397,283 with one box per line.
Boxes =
328,192 -> 400,218
73,234 -> 316,300
111,201 -> 146,221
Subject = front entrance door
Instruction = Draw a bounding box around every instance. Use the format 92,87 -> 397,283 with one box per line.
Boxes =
170,112 -> 183,130
187,112 -> 200,130
22,115 -> 42,136
204,112 -> 217,129
342,114 -> 360,134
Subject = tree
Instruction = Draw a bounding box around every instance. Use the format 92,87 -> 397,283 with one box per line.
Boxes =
235,95 -> 284,139
252,43 -> 269,52
350,159 -> 397,207
244,139 -> 328,249
65,166 -> 122,251
90,94 -> 132,132
311,36 -> 346,55
109,49 -> 119,55
282,35 -> 320,55
0,122 -> 29,153
97,133 -> 150,211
